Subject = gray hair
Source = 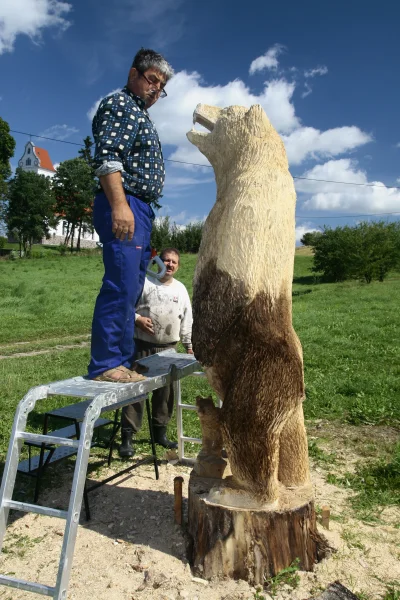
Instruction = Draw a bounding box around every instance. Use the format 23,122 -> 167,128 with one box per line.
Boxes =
131,48 -> 174,82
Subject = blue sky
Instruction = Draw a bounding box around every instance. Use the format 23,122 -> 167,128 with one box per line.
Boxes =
1,0 -> 399,242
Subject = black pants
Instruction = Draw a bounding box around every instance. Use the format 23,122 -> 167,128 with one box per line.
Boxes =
121,339 -> 177,433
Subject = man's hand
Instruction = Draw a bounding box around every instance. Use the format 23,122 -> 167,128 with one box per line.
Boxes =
187,348 -> 194,355
99,172 -> 135,241
135,316 -> 155,335
112,203 -> 135,241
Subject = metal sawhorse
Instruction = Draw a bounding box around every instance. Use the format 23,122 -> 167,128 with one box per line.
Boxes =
0,350 -> 198,600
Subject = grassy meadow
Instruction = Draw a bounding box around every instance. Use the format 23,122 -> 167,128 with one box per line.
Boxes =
0,251 -> 399,518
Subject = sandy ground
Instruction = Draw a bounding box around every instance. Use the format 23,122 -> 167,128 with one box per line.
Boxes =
0,448 -> 399,600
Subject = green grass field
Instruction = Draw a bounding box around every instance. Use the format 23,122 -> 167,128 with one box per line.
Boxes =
0,252 -> 399,517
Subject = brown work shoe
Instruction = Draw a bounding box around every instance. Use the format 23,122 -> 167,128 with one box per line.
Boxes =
94,366 -> 146,383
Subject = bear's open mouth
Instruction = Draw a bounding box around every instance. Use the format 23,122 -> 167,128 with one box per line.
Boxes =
191,104 -> 222,133
193,108 -> 214,132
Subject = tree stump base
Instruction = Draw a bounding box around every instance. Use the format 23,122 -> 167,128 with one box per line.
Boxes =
188,474 -> 329,585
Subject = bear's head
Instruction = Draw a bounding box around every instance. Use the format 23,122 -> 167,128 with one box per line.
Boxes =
187,104 -> 288,177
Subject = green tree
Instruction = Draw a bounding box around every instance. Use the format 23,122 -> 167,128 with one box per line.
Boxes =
53,158 -> 96,251
151,216 -> 172,251
312,222 -> 400,283
352,221 -> 400,283
312,226 -> 355,282
150,217 -> 204,253
300,230 -> 322,247
78,136 -> 96,177
0,118 -> 16,222
6,169 -> 56,255
170,221 -> 204,253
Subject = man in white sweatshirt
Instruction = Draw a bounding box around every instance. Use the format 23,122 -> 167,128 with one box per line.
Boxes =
119,248 -> 193,456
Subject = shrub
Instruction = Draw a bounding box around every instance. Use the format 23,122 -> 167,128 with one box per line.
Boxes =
300,231 -> 322,247
151,217 -> 204,253
312,221 -> 400,283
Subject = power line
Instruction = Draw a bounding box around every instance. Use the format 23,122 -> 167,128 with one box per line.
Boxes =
10,129 -> 83,147
294,176 -> 400,190
296,212 -> 400,219
10,128 -> 400,192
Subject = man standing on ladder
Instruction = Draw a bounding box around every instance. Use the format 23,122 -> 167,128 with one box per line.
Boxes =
119,248 -> 193,456
88,49 -> 174,383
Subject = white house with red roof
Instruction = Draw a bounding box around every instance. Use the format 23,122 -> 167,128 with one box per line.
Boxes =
17,141 -> 99,248
18,141 -> 57,178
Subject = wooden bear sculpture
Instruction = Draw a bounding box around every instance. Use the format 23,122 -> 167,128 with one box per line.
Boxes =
187,104 -> 310,505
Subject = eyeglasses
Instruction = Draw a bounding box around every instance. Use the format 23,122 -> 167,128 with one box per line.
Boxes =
138,71 -> 167,98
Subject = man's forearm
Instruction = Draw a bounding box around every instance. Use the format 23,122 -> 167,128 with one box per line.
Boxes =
99,172 -> 128,209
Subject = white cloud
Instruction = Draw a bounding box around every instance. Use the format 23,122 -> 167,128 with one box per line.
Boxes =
155,209 -> 205,226
284,126 -> 372,166
296,159 -> 400,213
167,146 -> 212,171
164,175 -> 214,188
0,0 -> 72,55
249,44 -> 285,74
150,71 -> 300,165
396,142 -> 400,148
86,61 -> 372,198
40,124 -> 79,141
301,82 -> 312,99
304,66 -> 328,78
162,172 -> 214,198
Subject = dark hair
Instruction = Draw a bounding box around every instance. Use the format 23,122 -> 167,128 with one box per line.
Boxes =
132,48 -> 174,81
160,248 -> 180,264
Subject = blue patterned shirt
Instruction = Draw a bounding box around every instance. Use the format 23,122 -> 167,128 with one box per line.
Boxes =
92,86 -> 165,205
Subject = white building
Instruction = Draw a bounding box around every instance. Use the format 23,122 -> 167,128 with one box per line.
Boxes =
17,141 -> 99,248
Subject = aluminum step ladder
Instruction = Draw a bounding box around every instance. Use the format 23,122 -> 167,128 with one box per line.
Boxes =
176,371 -> 221,465
0,350 -> 198,600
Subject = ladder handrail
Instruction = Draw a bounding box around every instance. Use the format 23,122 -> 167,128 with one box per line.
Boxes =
0,385 -> 49,550
176,370 -> 221,465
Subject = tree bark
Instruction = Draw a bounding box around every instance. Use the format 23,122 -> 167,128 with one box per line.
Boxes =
64,222 -> 70,246
188,475 -> 330,586
77,221 -> 82,251
70,224 -> 75,252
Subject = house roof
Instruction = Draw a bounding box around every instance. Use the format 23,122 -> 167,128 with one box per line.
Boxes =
34,147 -> 56,172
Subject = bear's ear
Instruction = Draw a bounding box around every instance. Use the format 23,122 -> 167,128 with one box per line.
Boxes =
244,105 -> 271,138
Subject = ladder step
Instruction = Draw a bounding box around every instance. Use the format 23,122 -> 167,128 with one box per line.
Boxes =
18,445 -> 78,474
0,575 -> 54,596
18,432 -> 79,448
4,500 -> 68,519
178,403 -> 198,411
181,435 -> 202,443
22,418 -> 112,449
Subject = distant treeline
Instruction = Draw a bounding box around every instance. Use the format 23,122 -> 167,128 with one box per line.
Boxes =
301,221 -> 400,283
151,216 -> 204,254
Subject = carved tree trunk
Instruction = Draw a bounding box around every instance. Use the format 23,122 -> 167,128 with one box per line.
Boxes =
188,475 -> 328,585
187,397 -> 330,584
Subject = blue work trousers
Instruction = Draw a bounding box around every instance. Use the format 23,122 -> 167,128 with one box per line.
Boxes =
88,192 -> 154,379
